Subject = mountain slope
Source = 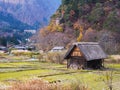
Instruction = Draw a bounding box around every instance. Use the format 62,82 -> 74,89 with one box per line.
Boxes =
37,0 -> 120,54
0,0 -> 61,29
0,11 -> 33,32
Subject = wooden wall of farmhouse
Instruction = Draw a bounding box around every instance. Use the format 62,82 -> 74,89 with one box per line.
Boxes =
71,47 -> 83,57
67,56 -> 86,69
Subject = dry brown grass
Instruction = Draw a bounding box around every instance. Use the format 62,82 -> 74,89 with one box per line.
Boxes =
9,78 -> 89,90
11,50 -> 33,56
105,55 -> 120,63
10,78 -> 50,90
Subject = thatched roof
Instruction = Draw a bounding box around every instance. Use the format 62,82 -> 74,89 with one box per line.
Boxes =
64,42 -> 107,61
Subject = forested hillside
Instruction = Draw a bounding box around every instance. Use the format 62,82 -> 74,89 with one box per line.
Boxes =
0,11 -> 32,32
37,0 -> 120,54
0,0 -> 61,29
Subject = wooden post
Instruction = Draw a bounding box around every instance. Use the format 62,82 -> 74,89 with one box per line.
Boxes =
67,59 -> 68,69
67,59 -> 70,69
84,61 -> 87,69
102,59 -> 104,68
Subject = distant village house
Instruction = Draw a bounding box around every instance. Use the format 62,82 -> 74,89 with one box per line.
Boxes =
14,46 -> 26,50
24,29 -> 36,34
50,46 -> 65,52
0,46 -> 8,53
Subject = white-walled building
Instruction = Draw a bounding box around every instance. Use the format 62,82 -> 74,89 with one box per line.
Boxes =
50,46 -> 65,52
24,30 -> 36,34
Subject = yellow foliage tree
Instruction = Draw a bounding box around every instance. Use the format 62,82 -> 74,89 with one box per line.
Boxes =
77,26 -> 83,42
56,25 -> 63,32
51,25 -> 57,32
73,22 -> 83,42
46,19 -> 63,32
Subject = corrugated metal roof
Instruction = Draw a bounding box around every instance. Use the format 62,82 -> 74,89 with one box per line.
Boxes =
64,42 -> 107,61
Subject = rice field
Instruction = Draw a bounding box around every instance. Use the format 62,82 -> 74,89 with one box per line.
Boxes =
0,55 -> 120,90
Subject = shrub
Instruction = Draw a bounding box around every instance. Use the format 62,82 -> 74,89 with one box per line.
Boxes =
46,51 -> 66,64
38,51 -> 66,64
37,53 -> 46,62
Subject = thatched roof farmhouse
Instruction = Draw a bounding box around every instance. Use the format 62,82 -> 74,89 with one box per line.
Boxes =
64,42 -> 107,69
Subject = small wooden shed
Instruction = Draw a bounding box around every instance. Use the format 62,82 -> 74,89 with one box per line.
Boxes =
64,42 -> 107,69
